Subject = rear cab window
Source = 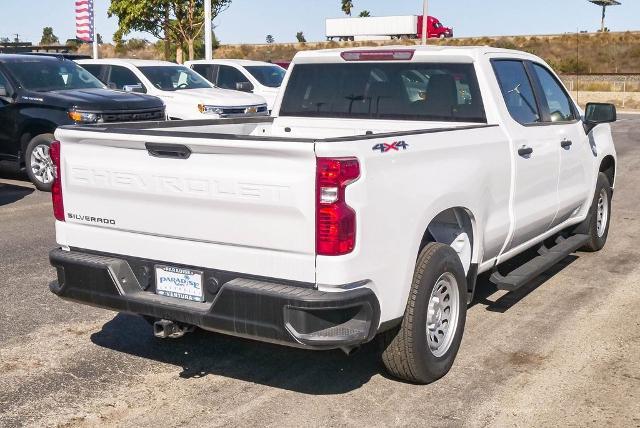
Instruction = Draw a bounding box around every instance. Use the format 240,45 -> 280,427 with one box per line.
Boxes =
280,62 -> 486,123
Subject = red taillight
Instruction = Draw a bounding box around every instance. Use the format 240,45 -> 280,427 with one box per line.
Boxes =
50,140 -> 65,222
316,158 -> 360,256
340,50 -> 415,62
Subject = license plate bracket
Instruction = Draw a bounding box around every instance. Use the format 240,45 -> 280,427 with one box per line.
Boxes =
155,265 -> 204,302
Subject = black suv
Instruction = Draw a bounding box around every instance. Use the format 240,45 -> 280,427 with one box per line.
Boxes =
0,54 -> 165,191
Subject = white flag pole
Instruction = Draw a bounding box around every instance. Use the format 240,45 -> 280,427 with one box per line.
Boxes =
421,0 -> 429,45
204,0 -> 212,60
92,2 -> 99,59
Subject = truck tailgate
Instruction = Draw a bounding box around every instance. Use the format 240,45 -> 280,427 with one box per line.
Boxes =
55,128 -> 317,282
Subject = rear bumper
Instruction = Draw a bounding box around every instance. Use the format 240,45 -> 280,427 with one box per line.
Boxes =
49,248 -> 380,350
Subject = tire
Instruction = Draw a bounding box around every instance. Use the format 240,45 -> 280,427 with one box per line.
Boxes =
24,133 -> 55,192
580,172 -> 612,252
380,242 -> 467,384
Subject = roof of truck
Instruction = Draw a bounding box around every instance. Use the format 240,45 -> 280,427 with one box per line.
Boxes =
292,45 -> 542,63
75,58 -> 181,67
186,59 -> 281,67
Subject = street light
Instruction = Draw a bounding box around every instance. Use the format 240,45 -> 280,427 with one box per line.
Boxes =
588,0 -> 621,33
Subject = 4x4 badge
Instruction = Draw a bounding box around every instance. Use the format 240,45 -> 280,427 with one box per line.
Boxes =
372,141 -> 409,153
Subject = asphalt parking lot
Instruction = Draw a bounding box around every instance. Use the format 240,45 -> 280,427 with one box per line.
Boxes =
1,116 -> 639,428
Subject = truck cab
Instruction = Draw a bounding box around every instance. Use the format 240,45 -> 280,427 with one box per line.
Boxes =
418,15 -> 454,39
185,59 -> 286,112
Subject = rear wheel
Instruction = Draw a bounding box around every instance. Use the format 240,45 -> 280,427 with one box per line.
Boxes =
580,172 -> 612,252
25,133 -> 55,192
380,242 -> 467,384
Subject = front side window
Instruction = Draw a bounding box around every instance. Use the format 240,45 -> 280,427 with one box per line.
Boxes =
245,65 -> 285,88
532,63 -> 576,122
138,66 -> 211,91
108,65 -> 144,92
217,65 -> 251,90
280,62 -> 486,122
4,59 -> 105,92
492,60 -> 540,125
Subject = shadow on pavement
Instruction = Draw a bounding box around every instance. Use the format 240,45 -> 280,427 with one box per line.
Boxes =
91,313 -> 381,394
0,183 -> 34,206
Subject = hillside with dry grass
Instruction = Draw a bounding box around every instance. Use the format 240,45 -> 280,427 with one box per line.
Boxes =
214,32 -> 640,74
80,31 -> 640,74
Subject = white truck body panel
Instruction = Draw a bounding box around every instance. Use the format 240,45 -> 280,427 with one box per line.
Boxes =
326,16 -> 417,38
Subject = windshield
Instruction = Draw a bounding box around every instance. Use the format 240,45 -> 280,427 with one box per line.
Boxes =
245,65 -> 286,88
139,66 -> 212,91
4,59 -> 105,92
280,63 -> 486,122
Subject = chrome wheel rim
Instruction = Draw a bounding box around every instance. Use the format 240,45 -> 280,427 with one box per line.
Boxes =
596,188 -> 609,238
426,272 -> 460,358
30,144 -> 54,185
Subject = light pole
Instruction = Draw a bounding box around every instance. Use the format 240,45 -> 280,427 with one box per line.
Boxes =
204,0 -> 213,60
421,0 -> 428,45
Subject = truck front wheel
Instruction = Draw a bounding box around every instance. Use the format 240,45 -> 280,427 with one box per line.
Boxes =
25,133 -> 55,192
380,242 -> 467,384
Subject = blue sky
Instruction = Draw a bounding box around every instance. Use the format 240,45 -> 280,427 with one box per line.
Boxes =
1,0 -> 638,45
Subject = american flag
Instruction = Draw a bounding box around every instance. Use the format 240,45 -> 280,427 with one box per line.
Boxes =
75,0 -> 94,42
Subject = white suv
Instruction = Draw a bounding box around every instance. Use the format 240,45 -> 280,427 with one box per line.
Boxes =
185,59 -> 286,111
77,59 -> 268,120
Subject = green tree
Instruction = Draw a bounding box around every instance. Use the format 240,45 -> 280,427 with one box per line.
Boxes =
296,31 -> 306,43
266,34 -> 275,44
341,0 -> 354,16
359,10 -> 370,17
40,27 -> 59,45
108,0 -> 231,61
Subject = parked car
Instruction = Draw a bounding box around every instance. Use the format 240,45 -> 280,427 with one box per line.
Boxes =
326,15 -> 453,41
185,59 -> 286,111
77,59 -> 268,120
49,46 -> 617,384
0,54 -> 165,191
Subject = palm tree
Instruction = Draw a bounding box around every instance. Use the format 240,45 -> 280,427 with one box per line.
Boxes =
341,0 -> 354,16
359,10 -> 371,17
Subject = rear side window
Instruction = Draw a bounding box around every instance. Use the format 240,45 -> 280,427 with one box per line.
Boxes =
280,63 -> 486,122
492,60 -> 540,125
532,63 -> 576,122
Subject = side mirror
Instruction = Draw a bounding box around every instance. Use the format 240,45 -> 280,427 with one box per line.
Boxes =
123,84 -> 146,94
235,81 -> 254,92
584,102 -> 616,134
0,85 -> 7,97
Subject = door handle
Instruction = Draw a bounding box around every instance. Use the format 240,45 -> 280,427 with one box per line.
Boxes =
518,146 -> 533,157
145,143 -> 191,159
561,139 -> 573,149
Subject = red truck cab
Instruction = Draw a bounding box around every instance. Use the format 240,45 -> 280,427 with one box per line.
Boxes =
418,15 -> 453,39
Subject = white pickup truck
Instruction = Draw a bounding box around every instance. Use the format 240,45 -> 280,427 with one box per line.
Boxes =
49,46 -> 617,384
